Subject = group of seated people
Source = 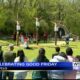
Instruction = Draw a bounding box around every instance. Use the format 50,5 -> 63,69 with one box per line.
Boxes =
0,44 -> 80,80
32,47 -> 80,80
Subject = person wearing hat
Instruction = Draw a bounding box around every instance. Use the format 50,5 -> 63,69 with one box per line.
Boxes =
3,44 -> 16,80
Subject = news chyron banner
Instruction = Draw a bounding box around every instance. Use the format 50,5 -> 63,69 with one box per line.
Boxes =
0,62 -> 80,70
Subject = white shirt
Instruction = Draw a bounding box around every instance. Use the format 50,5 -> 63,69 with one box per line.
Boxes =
14,57 -> 28,72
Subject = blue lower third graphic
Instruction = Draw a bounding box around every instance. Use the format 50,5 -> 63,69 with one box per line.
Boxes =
0,62 -> 73,70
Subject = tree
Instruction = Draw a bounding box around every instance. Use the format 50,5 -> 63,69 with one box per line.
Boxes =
0,0 -> 80,37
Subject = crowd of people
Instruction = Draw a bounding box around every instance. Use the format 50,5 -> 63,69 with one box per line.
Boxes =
12,32 -> 49,43
0,44 -> 29,80
0,44 -> 80,80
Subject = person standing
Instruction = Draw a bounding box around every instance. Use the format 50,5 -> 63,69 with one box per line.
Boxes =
23,36 -> 31,49
32,48 -> 49,80
14,50 -> 28,79
12,32 -> 16,41
65,33 -> 70,46
43,32 -> 48,43
3,44 -> 16,80
20,33 -> 24,44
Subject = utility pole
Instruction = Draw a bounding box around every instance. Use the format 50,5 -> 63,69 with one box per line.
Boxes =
16,13 -> 20,46
36,17 -> 40,45
54,22 -> 58,46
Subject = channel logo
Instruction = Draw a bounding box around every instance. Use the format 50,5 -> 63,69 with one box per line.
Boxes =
73,62 -> 80,70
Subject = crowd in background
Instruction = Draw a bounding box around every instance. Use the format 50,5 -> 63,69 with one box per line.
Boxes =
12,32 -> 48,43
0,44 -> 80,80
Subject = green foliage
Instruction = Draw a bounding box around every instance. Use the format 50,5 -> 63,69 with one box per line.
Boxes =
0,0 -> 80,36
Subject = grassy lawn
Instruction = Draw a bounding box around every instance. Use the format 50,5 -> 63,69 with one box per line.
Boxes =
1,40 -> 80,79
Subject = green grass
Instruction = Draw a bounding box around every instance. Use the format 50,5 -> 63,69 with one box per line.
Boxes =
1,40 -> 80,79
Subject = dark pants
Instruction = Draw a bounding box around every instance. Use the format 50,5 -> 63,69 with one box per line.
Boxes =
2,72 -> 14,80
